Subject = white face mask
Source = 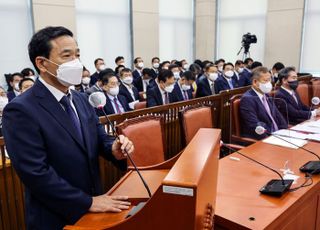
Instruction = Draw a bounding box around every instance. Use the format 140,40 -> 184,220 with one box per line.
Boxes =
46,58 -> 83,87
173,72 -> 180,80
183,64 -> 189,70
0,96 -> 8,111
14,82 -> 20,91
122,76 -> 133,85
82,77 -> 90,85
224,70 -> 234,78
29,75 -> 37,81
163,66 -> 169,70
98,64 -> 105,71
238,68 -> 244,73
208,73 -> 218,82
274,73 -> 279,78
164,84 -> 174,93
108,86 -> 119,96
258,81 -> 272,94
181,84 -> 191,91
138,62 -> 144,68
119,62 -> 125,66
153,63 -> 159,69
218,66 -> 223,72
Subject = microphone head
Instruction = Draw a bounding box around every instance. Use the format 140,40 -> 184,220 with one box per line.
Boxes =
88,92 -> 107,109
311,97 -> 320,106
255,126 -> 266,135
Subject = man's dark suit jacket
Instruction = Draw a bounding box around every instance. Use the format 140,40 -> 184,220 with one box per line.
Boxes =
119,83 -> 139,103
195,75 -> 217,98
172,82 -> 193,102
215,75 -> 239,93
146,85 -> 175,107
275,87 -> 311,125
7,90 -> 17,102
2,80 -> 119,229
96,93 -> 130,116
133,77 -> 155,92
89,72 -> 99,86
132,69 -> 142,80
237,71 -> 252,87
239,88 -> 288,140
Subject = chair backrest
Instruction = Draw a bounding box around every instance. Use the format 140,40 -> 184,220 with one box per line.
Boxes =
312,80 -> 320,100
296,83 -> 310,106
180,105 -> 213,145
116,115 -> 165,167
230,94 -> 242,137
134,101 -> 147,110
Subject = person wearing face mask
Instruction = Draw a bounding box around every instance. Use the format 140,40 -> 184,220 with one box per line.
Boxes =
2,26 -> 134,230
171,71 -> 193,102
180,59 -> 189,72
132,57 -> 144,80
0,87 -> 8,136
90,58 -> 105,86
275,67 -> 320,124
133,68 -> 155,93
234,60 -> 250,87
7,72 -> 24,102
160,61 -> 170,70
151,57 -> 160,78
119,68 -> 139,108
169,64 -> 181,81
239,66 -> 287,140
97,71 -> 130,116
196,64 -> 219,98
215,58 -> 225,74
115,56 -> 125,67
270,62 -> 285,84
19,77 -> 35,94
76,67 -> 91,92
215,62 -> 239,93
21,67 -> 37,81
146,69 -> 176,107
86,68 -> 114,95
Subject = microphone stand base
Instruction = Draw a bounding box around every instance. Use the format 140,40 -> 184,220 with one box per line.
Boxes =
300,161 -> 320,174
260,179 -> 294,197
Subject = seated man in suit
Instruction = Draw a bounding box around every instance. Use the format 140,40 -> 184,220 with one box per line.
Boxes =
19,77 -> 34,94
7,72 -> 24,101
275,66 -> 320,124
89,58 -> 105,86
169,64 -> 181,80
172,70 -> 193,102
75,67 -> 90,92
215,62 -> 239,93
97,70 -> 130,116
240,66 -> 288,140
86,68 -> 114,95
146,69 -> 176,107
270,62 -> 285,84
235,60 -> 251,87
196,64 -> 219,97
151,57 -> 160,78
132,57 -> 144,80
115,56 -> 125,67
215,58 -> 225,74
133,68 -> 154,93
119,68 -> 140,108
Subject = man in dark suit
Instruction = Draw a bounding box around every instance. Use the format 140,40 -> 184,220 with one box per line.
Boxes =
132,57 -> 144,80
240,66 -> 287,140
150,57 -> 160,79
275,66 -> 319,124
96,70 -> 130,116
270,62 -> 285,84
89,58 -> 105,86
86,68 -> 114,95
75,67 -> 91,92
234,60 -> 251,87
133,68 -> 154,93
118,68 -> 139,108
146,69 -> 176,107
2,26 -> 134,230
7,72 -> 24,101
196,64 -> 219,97
171,71 -> 193,102
215,62 -> 239,93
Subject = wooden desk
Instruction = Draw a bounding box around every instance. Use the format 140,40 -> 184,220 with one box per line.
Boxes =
215,140 -> 320,230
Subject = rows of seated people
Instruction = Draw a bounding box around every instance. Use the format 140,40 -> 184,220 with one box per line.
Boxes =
2,57 -> 318,140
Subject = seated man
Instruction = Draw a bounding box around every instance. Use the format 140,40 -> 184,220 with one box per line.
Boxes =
86,68 -> 114,95
96,70 -> 130,116
19,77 -> 35,94
234,60 -> 251,87
240,66 -> 287,140
7,72 -> 24,101
275,66 -> 320,124
171,71 -> 193,102
90,58 -> 105,86
118,68 -> 140,108
146,69 -> 176,107
215,62 -> 239,93
270,62 -> 285,84
195,64 -> 219,97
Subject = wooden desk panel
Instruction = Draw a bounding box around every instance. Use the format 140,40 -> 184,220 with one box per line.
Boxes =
215,141 -> 320,230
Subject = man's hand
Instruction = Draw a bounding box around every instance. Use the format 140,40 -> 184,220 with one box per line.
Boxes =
316,108 -> 320,116
112,135 -> 134,160
89,194 -> 131,213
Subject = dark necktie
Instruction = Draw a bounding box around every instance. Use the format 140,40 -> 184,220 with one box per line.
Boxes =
60,95 -> 83,141
164,92 -> 169,104
113,97 -> 122,114
183,91 -> 188,100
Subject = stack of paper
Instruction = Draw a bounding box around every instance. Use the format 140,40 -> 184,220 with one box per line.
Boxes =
262,135 -> 308,149
272,129 -> 308,140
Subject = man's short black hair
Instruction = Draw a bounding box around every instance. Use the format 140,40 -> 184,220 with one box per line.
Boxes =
158,69 -> 174,83
204,63 -> 217,72
142,68 -> 153,77
28,26 -> 73,74
194,59 -> 203,68
272,62 -> 285,71
189,63 -> 202,73
159,61 -> 170,69
120,68 -> 132,76
169,64 -> 179,71
94,58 -> 104,66
152,57 -> 160,63
101,72 -> 117,86
223,62 -> 234,70
98,68 -> 115,81
244,57 -> 254,65
21,68 -> 35,77
10,72 -> 24,82
134,57 -> 142,64
215,58 -> 225,65
235,60 -> 244,66
181,71 -> 194,81
19,77 -> 34,90
278,66 -> 296,83
115,56 -> 124,64
251,61 -> 263,70
115,65 -> 125,75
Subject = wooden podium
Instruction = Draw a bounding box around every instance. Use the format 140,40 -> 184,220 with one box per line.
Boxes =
65,128 -> 220,230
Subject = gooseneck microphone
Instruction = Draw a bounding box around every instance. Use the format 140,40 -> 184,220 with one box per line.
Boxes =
89,92 -> 152,198
308,96 -> 320,119
222,143 -> 293,197
256,126 -> 320,174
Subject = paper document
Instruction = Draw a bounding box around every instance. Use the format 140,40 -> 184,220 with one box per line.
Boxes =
272,129 -> 308,140
262,136 -> 308,149
291,124 -> 320,134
